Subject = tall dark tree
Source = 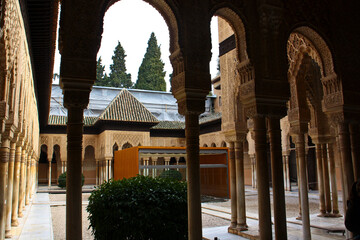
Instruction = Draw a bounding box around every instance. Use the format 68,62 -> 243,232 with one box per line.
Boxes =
95,57 -> 108,86
109,41 -> 132,88
169,73 -> 173,92
134,32 -> 166,91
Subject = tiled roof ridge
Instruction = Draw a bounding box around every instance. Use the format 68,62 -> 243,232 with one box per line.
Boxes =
98,88 -> 159,123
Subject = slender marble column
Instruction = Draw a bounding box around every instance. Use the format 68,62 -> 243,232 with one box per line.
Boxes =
95,161 -> 98,185
18,148 -> 26,217
5,142 -> 16,237
315,144 -> 326,216
108,159 -> 112,180
66,106 -> 84,240
253,116 -> 272,240
105,159 -> 109,181
25,155 -> 31,205
283,155 -> 291,191
295,134 -> 311,239
250,155 -> 256,189
228,141 -> 237,230
328,144 -> 341,216
349,123 -> 360,180
321,144 -> 332,215
234,140 -> 247,231
337,122 -> 355,207
0,139 -> 10,240
185,113 -> 202,239
48,156 -> 52,188
295,152 -> 302,219
268,117 -> 287,239
11,145 -> 22,226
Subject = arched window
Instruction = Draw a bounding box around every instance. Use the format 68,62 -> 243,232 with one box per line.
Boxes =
122,142 -> 133,150
39,145 -> 48,163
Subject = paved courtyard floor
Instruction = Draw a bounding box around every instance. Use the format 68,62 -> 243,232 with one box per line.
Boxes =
8,185 -> 347,240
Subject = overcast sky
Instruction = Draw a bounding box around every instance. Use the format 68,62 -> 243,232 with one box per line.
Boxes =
54,0 -> 219,92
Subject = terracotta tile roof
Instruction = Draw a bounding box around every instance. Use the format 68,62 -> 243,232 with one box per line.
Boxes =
48,115 -> 67,125
98,89 -> 159,123
152,121 -> 185,129
48,115 -> 97,126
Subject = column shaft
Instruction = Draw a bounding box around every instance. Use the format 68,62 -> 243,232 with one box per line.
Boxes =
0,139 -> 10,240
25,155 -> 31,205
295,134 -> 311,239
18,149 -> 26,217
5,142 -> 16,237
338,123 -> 355,206
268,118 -> 287,239
328,144 -> 340,216
235,140 -> 247,230
228,142 -> 237,229
66,107 -> 84,240
48,158 -> 52,187
95,161 -> 98,185
11,146 -> 21,226
315,144 -> 326,216
253,116 -> 272,240
185,113 -> 202,240
295,152 -> 302,218
349,124 -> 360,180
321,144 -> 332,214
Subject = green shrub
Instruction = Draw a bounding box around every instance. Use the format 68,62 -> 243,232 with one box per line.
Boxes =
159,169 -> 183,181
57,172 -> 85,189
87,175 -> 188,240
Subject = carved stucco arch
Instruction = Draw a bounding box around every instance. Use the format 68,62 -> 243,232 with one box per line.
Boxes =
103,0 -> 179,54
287,27 -> 336,79
212,6 -> 249,63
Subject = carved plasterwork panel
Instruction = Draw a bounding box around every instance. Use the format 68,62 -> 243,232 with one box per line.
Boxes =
287,33 -> 323,78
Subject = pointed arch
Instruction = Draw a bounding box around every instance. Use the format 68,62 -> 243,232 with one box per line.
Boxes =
102,0 -> 179,54
212,7 -> 249,62
122,142 -> 133,150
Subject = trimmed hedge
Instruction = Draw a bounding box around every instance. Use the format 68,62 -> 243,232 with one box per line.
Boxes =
159,169 -> 183,181
87,175 -> 188,240
57,172 -> 85,189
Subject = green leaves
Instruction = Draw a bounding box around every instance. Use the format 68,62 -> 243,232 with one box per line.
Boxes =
87,175 -> 188,240
134,32 -> 166,91
57,172 -> 85,189
95,41 -> 133,88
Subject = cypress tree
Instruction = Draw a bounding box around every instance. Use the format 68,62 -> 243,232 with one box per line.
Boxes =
95,57 -> 108,86
109,41 -> 133,88
134,32 -> 166,91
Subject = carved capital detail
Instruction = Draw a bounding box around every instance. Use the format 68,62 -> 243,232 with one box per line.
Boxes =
63,90 -> 90,109
329,112 -> 345,126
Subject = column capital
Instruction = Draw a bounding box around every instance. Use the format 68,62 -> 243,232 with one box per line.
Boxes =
63,90 -> 90,110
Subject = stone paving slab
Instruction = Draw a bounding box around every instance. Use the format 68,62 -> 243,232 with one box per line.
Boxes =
11,193 -> 53,240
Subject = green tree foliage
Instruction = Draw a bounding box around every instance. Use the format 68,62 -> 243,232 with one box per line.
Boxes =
87,176 -> 187,240
108,41 -> 133,88
134,32 -> 166,91
169,73 -> 173,92
94,57 -> 109,86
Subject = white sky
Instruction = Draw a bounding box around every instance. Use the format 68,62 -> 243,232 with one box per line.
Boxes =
54,0 -> 219,92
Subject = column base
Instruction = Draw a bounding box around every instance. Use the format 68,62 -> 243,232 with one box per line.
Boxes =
236,224 -> 248,231
228,224 -> 237,234
18,212 -> 23,218
317,211 -> 327,217
11,219 -> 19,227
326,212 -> 343,218
5,230 -> 11,238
